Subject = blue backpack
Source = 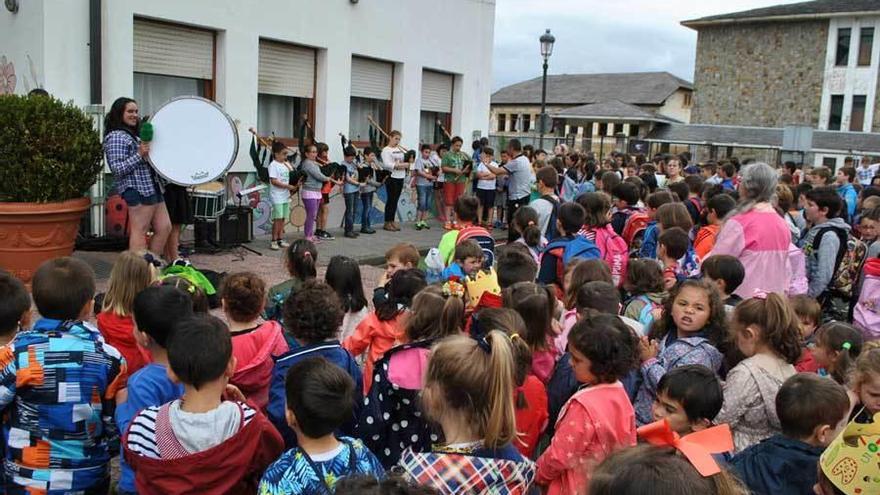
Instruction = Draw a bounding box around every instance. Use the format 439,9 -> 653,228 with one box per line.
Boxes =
543,235 -> 601,283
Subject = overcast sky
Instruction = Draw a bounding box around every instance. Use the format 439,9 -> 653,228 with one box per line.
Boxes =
492,0 -> 805,90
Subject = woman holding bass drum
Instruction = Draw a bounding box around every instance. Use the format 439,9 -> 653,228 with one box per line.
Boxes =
103,97 -> 172,256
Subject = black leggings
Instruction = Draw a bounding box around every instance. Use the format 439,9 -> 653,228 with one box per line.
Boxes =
385,178 -> 404,222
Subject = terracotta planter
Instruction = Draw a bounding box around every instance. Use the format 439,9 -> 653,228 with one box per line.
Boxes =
0,197 -> 90,284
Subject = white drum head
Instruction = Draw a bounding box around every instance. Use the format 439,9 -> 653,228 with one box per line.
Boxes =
147,96 -> 239,186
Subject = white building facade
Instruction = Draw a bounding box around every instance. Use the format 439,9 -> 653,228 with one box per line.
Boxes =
1,0 -> 495,161
0,0 -> 495,235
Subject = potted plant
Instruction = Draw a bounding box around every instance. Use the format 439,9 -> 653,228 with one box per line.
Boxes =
0,94 -> 103,283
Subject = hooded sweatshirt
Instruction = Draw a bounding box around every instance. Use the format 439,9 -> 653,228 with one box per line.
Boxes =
799,217 -> 851,298
230,321 -> 289,411
731,434 -> 824,495
715,353 -> 796,453
123,400 -> 284,494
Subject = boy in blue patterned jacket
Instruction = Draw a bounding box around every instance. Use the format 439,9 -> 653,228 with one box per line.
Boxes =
0,258 -> 127,494
260,357 -> 384,494
0,270 -> 32,494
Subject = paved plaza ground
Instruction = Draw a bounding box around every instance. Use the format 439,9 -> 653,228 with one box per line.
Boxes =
75,217 -> 509,298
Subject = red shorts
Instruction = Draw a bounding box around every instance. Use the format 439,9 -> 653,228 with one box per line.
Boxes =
443,182 -> 466,206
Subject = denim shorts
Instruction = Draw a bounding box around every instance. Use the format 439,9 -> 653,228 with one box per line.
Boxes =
121,188 -> 163,207
416,185 -> 433,212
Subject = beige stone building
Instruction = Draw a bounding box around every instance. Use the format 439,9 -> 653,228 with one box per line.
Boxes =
489,72 -> 693,154
675,0 -> 880,167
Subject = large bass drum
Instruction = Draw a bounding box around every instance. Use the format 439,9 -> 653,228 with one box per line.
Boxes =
146,96 -> 239,186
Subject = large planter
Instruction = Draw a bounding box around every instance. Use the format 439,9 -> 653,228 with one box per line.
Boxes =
0,197 -> 90,284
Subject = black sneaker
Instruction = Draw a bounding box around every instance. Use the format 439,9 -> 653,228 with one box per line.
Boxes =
320,230 -> 335,240
361,227 -> 376,234
344,231 -> 359,238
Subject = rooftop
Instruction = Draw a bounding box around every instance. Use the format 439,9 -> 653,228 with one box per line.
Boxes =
683,0 -> 880,28
491,71 -> 692,106
550,99 -> 682,123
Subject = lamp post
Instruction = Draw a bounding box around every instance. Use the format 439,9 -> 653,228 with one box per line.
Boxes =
539,28 -> 555,150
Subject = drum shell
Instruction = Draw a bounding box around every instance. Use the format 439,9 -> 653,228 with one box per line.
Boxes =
191,184 -> 227,220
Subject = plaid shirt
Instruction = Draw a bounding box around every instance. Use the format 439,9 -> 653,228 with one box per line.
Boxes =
104,130 -> 161,197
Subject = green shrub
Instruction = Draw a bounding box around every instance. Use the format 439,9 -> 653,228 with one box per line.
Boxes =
0,94 -> 102,202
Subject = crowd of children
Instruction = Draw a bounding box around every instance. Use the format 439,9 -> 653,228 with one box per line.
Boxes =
5,146 -> 880,494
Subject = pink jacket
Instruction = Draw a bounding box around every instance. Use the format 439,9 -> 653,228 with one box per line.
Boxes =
710,206 -> 791,298
536,382 -> 636,495
230,321 -> 289,411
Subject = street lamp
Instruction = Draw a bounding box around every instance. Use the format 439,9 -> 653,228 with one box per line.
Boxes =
539,28 -> 555,150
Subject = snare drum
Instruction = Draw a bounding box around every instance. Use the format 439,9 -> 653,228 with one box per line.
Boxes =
191,181 -> 227,220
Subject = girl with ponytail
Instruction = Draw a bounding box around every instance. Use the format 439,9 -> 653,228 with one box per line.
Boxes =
810,321 -> 863,386
357,284 -> 465,469
512,205 -> 546,263
265,239 -> 318,321
398,331 -> 536,494
475,308 -> 549,458
344,269 -> 426,394
325,256 -> 369,341
715,291 -> 802,452
536,314 -> 640,494
503,281 -> 560,384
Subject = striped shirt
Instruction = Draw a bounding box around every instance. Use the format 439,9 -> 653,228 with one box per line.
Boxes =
104,130 -> 161,197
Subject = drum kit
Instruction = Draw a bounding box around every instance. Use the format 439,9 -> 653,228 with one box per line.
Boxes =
144,96 -> 259,256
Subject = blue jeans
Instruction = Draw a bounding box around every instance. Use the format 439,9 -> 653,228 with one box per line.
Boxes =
361,192 -> 373,229
344,192 -> 358,233
416,185 -> 433,213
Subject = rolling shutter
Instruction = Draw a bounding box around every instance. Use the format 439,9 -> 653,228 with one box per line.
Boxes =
258,40 -> 315,98
421,70 -> 453,113
350,56 -> 392,100
133,19 -> 214,80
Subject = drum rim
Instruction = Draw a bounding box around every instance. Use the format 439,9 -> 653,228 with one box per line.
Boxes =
145,95 -> 240,187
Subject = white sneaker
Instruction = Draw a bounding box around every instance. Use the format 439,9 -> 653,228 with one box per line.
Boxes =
270,240 -> 280,250
279,239 -> 290,248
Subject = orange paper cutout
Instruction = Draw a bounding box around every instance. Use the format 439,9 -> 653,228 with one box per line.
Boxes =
637,419 -> 734,477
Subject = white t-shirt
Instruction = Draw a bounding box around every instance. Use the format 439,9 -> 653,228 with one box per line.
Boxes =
381,146 -> 407,179
476,162 -> 497,190
268,160 -> 291,204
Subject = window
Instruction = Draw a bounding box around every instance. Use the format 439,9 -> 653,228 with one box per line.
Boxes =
497,113 -> 506,132
629,124 -> 640,137
851,95 -> 867,132
349,97 -> 389,142
257,94 -> 310,139
350,56 -> 392,142
823,156 -> 838,168
134,73 -> 206,117
523,114 -> 532,132
837,28 -> 852,66
683,92 -> 692,107
859,27 -> 874,66
597,123 -> 608,136
419,111 -> 450,145
829,95 -> 844,130
257,40 -> 315,139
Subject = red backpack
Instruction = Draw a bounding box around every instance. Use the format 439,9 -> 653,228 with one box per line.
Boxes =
622,211 -> 651,255
591,225 -> 629,287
